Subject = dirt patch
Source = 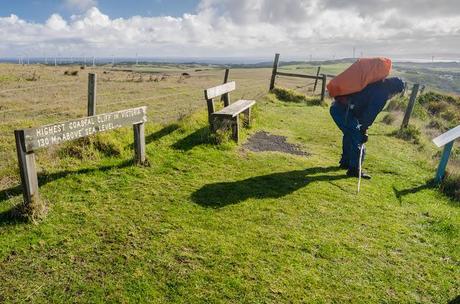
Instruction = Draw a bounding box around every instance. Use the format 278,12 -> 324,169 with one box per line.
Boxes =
244,131 -> 309,156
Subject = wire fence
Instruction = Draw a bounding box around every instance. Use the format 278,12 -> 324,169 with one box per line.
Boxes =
0,81 -> 83,94
0,70 -> 270,138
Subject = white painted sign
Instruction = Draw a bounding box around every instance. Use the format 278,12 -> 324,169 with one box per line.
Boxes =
433,125 -> 460,147
23,107 -> 147,152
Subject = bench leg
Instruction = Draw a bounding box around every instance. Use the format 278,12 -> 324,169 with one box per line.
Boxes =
232,116 -> 239,143
243,108 -> 251,128
210,116 -> 217,132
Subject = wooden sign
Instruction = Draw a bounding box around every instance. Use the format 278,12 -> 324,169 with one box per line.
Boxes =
432,124 -> 460,184
433,125 -> 460,147
23,107 -> 147,152
14,106 -> 148,210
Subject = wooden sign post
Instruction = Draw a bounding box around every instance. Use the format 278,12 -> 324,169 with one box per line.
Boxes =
433,125 -> 460,184
88,73 -> 97,116
14,106 -> 148,207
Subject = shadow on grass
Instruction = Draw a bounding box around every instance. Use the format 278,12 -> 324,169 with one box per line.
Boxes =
392,181 -> 435,204
192,166 -> 346,208
0,159 -> 134,225
172,127 -> 213,151
449,295 -> 460,304
146,124 -> 179,144
126,124 -> 180,149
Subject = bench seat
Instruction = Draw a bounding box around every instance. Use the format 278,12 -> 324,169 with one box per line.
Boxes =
212,100 -> 255,118
204,80 -> 256,143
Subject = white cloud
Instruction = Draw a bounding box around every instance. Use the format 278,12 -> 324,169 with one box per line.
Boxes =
46,14 -> 68,30
0,1 -> 459,60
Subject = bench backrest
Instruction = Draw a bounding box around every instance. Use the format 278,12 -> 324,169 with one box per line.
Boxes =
204,81 -> 236,100
204,81 -> 236,122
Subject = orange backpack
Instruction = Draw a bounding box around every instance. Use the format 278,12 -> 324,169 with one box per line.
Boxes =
327,57 -> 392,98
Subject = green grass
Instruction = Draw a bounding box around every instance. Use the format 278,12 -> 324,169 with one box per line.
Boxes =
0,95 -> 459,303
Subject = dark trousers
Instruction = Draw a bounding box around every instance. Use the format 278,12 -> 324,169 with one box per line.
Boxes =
329,101 -> 365,169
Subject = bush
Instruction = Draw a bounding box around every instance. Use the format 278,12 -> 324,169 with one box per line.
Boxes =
386,96 -> 407,112
64,70 -> 79,76
272,87 -> 324,106
427,118 -> 448,131
393,125 -> 421,144
25,72 -> 39,81
426,101 -> 448,115
382,113 -> 396,125
440,173 -> 460,202
418,91 -> 460,126
273,87 -> 308,103
59,134 -> 123,160
418,91 -> 459,107
441,109 -> 458,122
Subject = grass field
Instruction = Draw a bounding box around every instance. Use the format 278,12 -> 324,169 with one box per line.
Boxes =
0,64 -> 459,302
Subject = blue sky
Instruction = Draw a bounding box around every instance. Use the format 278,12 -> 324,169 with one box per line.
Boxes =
0,0 -> 200,22
0,0 -> 458,60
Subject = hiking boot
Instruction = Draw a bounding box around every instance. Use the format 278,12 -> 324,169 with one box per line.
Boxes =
347,168 -> 371,179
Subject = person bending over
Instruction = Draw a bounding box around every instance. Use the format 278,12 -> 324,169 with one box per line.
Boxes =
330,77 -> 404,179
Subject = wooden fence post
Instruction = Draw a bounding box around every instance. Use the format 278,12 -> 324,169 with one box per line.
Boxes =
401,83 -> 420,129
223,68 -> 230,83
14,130 -> 40,207
419,85 -> 426,95
313,66 -> 321,92
88,73 -> 97,116
269,53 -> 280,91
133,123 -> 146,165
221,68 -> 230,105
400,82 -> 407,98
320,74 -> 327,101
435,141 -> 454,184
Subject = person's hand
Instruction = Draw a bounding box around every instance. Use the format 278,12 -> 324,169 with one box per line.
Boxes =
361,128 -> 368,143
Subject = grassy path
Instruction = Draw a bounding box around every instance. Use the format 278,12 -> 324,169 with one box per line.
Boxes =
0,96 -> 458,303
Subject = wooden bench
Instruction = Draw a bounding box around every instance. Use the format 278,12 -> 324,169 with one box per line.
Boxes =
204,81 -> 256,142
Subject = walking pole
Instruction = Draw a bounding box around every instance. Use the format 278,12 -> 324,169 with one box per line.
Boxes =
357,144 -> 365,194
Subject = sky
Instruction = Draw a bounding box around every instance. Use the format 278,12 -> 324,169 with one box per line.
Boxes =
0,0 -> 459,61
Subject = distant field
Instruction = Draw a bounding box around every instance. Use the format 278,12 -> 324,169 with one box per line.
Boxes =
279,61 -> 460,95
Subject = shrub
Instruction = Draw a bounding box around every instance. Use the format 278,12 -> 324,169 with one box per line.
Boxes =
427,118 -> 448,132
25,72 -> 39,81
426,101 -> 448,115
393,125 -> 421,144
386,96 -> 407,112
440,172 -> 460,202
59,135 -> 123,160
382,113 -> 396,125
418,91 -> 459,106
273,87 -> 308,103
441,109 -> 458,122
272,87 -> 324,106
64,70 -> 79,76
